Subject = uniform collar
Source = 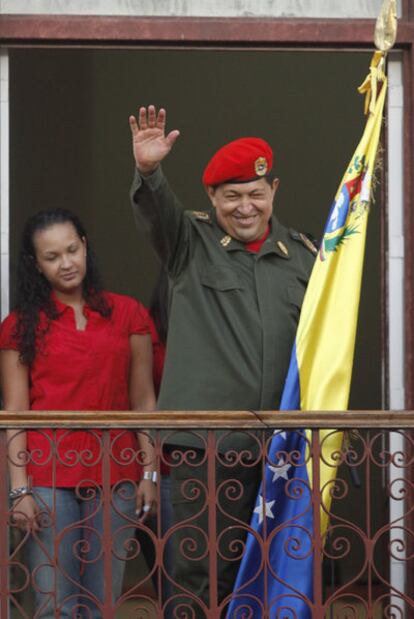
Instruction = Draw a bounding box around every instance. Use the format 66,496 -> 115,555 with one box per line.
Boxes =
215,215 -> 291,259
260,217 -> 291,259
211,210 -> 244,252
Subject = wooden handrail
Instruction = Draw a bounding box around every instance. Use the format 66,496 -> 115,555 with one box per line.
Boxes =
0,409 -> 412,429
0,15 -> 414,46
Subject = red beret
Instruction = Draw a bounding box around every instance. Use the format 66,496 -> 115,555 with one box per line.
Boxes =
202,137 -> 273,187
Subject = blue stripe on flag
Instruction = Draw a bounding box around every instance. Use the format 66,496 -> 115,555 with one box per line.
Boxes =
227,429 -> 313,618
279,342 -> 301,411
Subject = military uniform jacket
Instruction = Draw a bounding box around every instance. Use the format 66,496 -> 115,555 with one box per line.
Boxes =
131,166 -> 315,417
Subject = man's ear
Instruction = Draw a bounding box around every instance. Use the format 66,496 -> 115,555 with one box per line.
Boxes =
270,178 -> 280,203
206,186 -> 217,208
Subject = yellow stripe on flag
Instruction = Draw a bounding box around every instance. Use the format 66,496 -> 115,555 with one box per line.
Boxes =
298,53 -> 387,534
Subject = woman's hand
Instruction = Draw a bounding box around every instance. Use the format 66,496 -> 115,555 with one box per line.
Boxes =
11,494 -> 40,532
135,479 -> 157,523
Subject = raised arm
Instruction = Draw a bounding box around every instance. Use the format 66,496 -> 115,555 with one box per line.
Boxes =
129,106 -> 190,276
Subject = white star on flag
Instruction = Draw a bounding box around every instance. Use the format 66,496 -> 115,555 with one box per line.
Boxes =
273,429 -> 287,440
253,495 -> 275,524
268,457 -> 291,483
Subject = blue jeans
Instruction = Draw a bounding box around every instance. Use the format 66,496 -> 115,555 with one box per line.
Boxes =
27,483 -> 136,618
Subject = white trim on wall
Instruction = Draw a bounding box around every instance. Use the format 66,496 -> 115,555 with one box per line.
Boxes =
0,0 -> 402,19
0,49 -> 9,320
387,54 -> 406,608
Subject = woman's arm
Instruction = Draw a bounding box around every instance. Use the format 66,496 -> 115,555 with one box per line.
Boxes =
129,333 -> 156,411
129,333 -> 157,520
0,349 -> 39,530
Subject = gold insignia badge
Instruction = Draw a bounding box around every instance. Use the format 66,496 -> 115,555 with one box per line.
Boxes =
220,235 -> 232,247
255,157 -> 268,177
299,233 -> 318,256
191,210 -> 210,222
276,241 -> 289,256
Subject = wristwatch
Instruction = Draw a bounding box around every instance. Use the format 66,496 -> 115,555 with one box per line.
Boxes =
142,471 -> 158,483
9,486 -> 32,501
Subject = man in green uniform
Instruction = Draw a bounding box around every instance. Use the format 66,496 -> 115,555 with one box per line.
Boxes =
129,105 -> 316,617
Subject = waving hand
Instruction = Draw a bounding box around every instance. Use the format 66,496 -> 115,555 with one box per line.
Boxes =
129,105 -> 180,175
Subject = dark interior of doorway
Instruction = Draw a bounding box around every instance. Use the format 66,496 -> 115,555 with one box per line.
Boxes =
8,47 -> 385,613
9,48 -> 382,411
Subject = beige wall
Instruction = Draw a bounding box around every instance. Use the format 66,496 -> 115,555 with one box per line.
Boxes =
0,0 -> 402,18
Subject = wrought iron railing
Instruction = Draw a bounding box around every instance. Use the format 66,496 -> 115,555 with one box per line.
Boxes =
0,410 -> 412,619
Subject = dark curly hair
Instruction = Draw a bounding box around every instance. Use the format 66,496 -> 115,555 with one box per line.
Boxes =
14,208 -> 112,365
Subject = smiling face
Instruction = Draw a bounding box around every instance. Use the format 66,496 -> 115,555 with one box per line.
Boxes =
33,222 -> 87,295
207,177 -> 279,243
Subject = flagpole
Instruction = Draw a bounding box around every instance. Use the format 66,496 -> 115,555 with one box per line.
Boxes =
369,0 -> 405,615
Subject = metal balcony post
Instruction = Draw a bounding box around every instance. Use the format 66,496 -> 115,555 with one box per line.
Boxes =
0,430 -> 9,618
102,429 -> 112,618
207,429 -> 218,618
312,429 -> 323,619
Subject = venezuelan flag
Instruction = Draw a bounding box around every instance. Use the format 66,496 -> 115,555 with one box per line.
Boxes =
226,51 -> 387,619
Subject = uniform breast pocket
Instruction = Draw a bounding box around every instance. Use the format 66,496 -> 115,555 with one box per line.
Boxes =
200,265 -> 243,292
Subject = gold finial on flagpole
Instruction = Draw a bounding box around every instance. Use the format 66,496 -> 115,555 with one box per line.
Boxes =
358,0 -> 397,115
374,0 -> 397,53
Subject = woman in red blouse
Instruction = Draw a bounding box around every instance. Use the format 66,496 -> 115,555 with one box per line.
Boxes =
0,209 -> 156,618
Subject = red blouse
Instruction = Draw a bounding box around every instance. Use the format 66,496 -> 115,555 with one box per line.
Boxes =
0,292 -> 150,488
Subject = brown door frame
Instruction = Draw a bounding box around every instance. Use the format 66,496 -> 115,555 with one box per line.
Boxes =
1,8 -> 413,403
1,0 -> 414,606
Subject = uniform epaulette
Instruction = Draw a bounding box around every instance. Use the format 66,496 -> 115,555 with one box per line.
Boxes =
289,229 -> 319,256
189,210 -> 211,223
